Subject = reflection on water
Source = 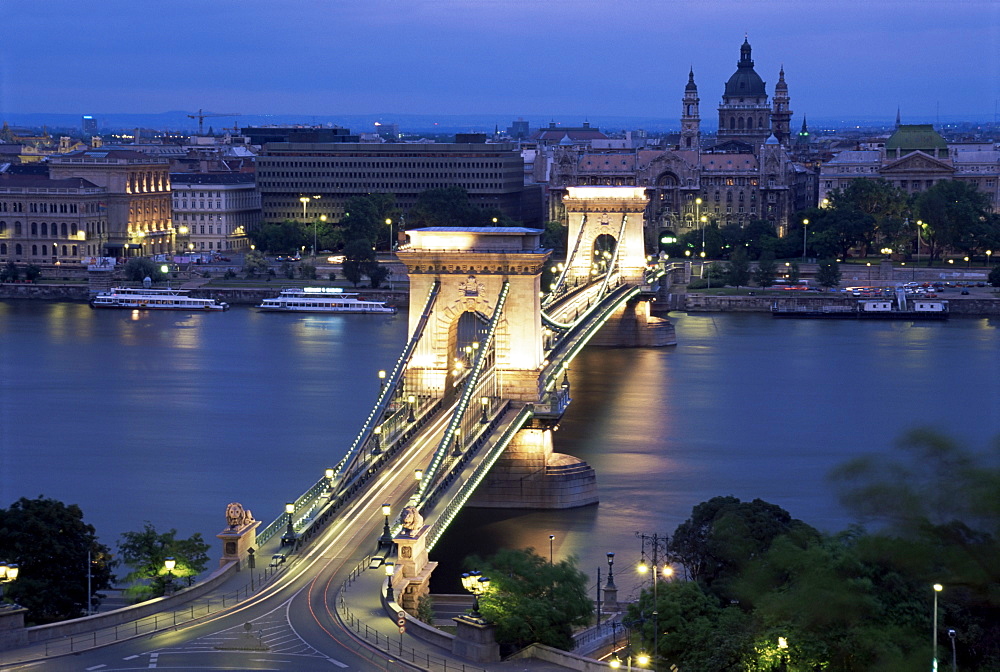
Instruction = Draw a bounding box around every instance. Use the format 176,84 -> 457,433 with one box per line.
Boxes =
1,302 -> 998,594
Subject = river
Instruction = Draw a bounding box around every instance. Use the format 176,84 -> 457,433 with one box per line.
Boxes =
1,301 -> 997,595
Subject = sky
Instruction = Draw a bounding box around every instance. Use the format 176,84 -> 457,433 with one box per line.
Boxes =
2,0 -> 998,127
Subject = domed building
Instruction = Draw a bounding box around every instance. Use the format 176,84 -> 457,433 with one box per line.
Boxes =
716,38 -> 776,148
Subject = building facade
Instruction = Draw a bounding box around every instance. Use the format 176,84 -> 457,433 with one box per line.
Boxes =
48,149 -> 174,257
171,173 -> 260,254
546,39 -> 808,237
818,124 -> 1000,211
0,174 -> 108,263
255,142 -> 538,227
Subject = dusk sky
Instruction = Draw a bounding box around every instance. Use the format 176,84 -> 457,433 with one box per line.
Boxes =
4,0 -> 998,126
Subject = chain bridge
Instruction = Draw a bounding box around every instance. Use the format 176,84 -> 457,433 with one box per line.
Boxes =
251,186 -> 677,611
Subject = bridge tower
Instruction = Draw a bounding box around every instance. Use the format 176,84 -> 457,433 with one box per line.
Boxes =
563,186 -> 649,284
397,227 -> 550,402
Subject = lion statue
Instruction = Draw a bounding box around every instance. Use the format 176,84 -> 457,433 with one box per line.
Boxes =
399,505 -> 424,537
225,502 -> 254,530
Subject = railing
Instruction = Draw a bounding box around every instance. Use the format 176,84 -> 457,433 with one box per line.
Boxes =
336,555 -> 489,672
416,281 -> 510,504
3,564 -> 290,665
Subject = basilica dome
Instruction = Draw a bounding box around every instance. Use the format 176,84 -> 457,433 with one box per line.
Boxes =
724,38 -> 767,98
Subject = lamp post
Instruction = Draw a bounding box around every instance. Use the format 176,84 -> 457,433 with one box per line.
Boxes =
384,562 -> 396,602
933,583 -> 943,671
315,215 -> 326,259
385,218 -> 393,252
282,502 -> 296,545
461,571 -> 491,618
407,395 -> 416,423
0,563 -> 19,602
549,535 -> 555,564
378,369 -> 386,389
379,503 -> 393,550
987,249 -> 993,266
164,557 -> 176,594
802,218 -> 809,259
610,653 -> 650,670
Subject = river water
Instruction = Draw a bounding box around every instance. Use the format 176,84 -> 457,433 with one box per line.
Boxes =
2,301 -> 997,594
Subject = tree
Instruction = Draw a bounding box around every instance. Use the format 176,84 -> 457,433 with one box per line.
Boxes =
915,180 -> 993,260
342,239 -> 375,287
989,265 -> 1000,288
299,263 -> 317,280
787,260 -> 801,285
541,220 -> 567,251
0,497 -> 115,623
752,253 -> 777,288
123,257 -> 164,283
470,547 -> 592,653
828,178 -> 909,255
24,264 -> 42,283
724,249 -> 751,288
0,261 -> 19,282
248,220 -> 305,254
118,522 -> 210,602
408,187 -> 483,228
815,259 -> 842,288
242,249 -> 269,278
342,193 -> 400,249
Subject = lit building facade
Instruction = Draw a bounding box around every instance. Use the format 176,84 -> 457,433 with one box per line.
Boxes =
171,173 -> 259,254
48,149 -> 174,256
0,174 -> 108,263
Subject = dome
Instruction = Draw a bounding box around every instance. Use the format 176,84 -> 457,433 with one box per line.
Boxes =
559,133 -> 574,146
765,134 -> 779,145
724,38 -> 767,97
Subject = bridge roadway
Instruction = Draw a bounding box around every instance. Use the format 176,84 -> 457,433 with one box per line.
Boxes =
2,273 -> 658,671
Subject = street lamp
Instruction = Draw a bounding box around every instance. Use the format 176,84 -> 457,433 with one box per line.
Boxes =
987,249 -> 993,265
282,502 -> 296,545
480,396 -> 490,424
407,395 -> 416,423
549,535 -> 555,564
164,557 -> 176,594
610,653 -> 650,670
802,218 -> 809,259
384,562 -> 396,602
315,215 -> 326,259
378,369 -> 386,389
385,218 -> 393,252
933,583 -> 943,671
461,571 -> 491,618
379,503 -> 393,550
0,563 -> 19,602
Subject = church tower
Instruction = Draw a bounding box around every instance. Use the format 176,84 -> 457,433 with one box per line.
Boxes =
717,37 -> 771,148
680,68 -> 701,149
770,67 -> 792,145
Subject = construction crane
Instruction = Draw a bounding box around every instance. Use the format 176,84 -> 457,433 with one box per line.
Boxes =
187,109 -> 241,135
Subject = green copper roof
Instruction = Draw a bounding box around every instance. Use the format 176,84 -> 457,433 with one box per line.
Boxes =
886,124 -> 947,151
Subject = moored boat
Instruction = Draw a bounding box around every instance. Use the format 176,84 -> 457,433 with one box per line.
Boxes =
90,287 -> 229,311
257,287 -> 396,314
772,289 -> 947,320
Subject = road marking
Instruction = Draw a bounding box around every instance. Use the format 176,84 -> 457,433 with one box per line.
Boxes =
328,658 -> 349,668
85,666 -> 107,671
123,655 -> 138,660
148,652 -> 158,668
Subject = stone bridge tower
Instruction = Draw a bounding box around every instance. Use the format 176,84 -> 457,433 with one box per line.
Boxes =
562,186 -> 649,284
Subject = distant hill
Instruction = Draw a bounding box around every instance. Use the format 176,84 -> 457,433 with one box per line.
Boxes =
1,111 -> 991,136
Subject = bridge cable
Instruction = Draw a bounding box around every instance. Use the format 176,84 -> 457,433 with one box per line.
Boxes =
542,213 -> 587,309
415,280 -> 511,505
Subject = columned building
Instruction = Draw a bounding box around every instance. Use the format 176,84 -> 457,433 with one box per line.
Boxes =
48,149 -> 174,257
171,173 -> 259,254
0,174 -> 108,263
255,142 -> 538,227
818,124 -> 1000,211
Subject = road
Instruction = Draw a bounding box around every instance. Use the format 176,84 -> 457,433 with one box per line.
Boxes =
7,405 -> 460,672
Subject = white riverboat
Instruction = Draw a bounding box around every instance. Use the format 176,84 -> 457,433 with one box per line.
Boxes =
258,287 -> 396,314
90,287 -> 230,311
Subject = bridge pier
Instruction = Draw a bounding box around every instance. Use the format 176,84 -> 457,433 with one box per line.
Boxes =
590,297 -> 677,347
469,424 -> 598,509
392,525 -> 437,612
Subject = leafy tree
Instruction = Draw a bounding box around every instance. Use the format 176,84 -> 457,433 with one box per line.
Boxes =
242,249 -> 269,278
342,238 -> 375,287
364,261 -> 390,288
0,261 -> 19,282
0,497 -> 115,623
721,220 -> 778,260
299,263 -> 317,280
342,193 -> 400,250
915,180 -> 993,260
118,522 -> 210,602
724,249 -> 751,288
470,547 -> 592,653
752,253 -> 777,288
408,186 -> 483,228
828,178 -> 909,254
24,264 -> 42,282
815,259 -> 842,288
787,260 -> 801,285
989,265 -> 1000,288
280,262 -> 295,279
123,257 -> 164,283
249,220 -> 305,254
416,594 -> 435,625
541,220 -> 567,251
